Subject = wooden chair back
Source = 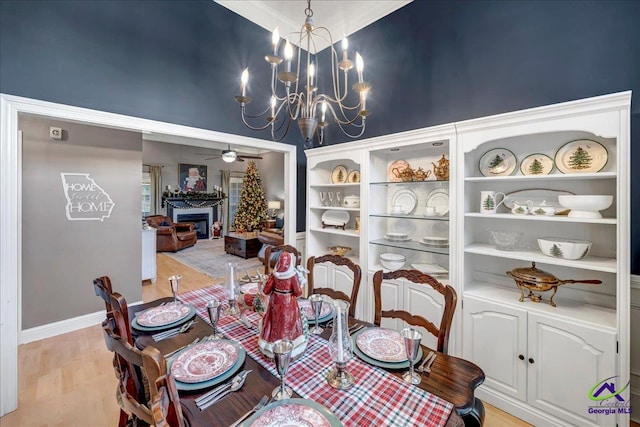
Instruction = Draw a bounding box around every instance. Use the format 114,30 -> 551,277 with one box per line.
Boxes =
306,254 -> 362,318
373,269 -> 457,354
263,244 -> 301,274
94,275 -> 132,344
102,297 -> 184,427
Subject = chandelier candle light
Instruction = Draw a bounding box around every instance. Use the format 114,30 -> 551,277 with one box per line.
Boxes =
235,0 -> 371,147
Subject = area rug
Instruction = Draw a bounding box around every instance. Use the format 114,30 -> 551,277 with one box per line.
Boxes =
163,238 -> 264,280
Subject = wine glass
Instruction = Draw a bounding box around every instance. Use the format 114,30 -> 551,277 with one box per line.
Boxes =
319,191 -> 327,207
328,191 -> 334,207
168,275 -> 181,304
336,191 -> 343,207
401,327 -> 422,385
309,294 -> 324,334
206,299 -> 223,339
272,339 -> 294,400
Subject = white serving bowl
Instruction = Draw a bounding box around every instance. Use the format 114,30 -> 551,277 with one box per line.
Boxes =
379,253 -> 406,271
537,237 -> 592,260
558,195 -> 613,219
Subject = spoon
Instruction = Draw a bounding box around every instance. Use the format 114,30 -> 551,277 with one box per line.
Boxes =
194,370 -> 252,406
197,373 -> 249,410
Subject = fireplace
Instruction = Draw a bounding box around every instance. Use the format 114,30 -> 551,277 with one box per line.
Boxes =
177,213 -> 209,239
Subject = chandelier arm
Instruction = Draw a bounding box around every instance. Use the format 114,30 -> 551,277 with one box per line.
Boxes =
321,100 -> 366,126
336,119 -> 367,138
240,109 -> 275,131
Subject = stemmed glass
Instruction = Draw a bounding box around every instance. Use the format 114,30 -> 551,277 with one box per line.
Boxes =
328,191 -> 334,207
401,328 -> 422,385
272,339 -> 294,400
319,191 -> 327,207
206,299 -> 223,339
309,294 -> 324,335
336,191 -> 343,207
168,275 -> 181,304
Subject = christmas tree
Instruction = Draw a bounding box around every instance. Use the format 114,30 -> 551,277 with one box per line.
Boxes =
231,161 -> 268,232
482,195 -> 495,210
489,154 -> 504,171
550,244 -> 563,257
568,146 -> 592,170
528,158 -> 544,174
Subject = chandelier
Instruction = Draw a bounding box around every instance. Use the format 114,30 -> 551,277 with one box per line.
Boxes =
235,0 -> 371,148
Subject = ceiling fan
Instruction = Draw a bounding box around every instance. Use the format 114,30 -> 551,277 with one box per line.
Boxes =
200,145 -> 263,163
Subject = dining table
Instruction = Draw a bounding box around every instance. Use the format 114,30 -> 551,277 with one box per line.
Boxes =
133,285 -> 484,427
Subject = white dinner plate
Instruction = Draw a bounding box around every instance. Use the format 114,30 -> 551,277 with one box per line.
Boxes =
425,189 -> 449,216
391,189 -> 417,214
520,153 -> 554,175
479,148 -> 517,176
554,139 -> 608,174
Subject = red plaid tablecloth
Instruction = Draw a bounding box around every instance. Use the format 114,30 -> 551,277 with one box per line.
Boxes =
179,285 -> 454,427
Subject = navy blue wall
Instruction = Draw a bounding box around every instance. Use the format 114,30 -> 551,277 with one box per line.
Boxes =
1,0 -> 638,272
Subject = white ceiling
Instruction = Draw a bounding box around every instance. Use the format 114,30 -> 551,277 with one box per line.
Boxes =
215,0 -> 412,51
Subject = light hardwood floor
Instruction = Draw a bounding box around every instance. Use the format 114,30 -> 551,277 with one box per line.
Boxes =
2,252 -> 629,427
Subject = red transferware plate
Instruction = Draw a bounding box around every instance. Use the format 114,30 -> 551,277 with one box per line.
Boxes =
170,340 -> 239,383
298,298 -> 333,320
136,303 -> 192,327
356,328 -> 407,363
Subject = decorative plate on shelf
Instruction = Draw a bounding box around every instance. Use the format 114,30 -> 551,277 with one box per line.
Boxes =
479,148 -> 517,176
347,170 -> 360,183
387,160 -> 410,182
331,165 -> 348,183
242,399 -> 343,427
391,189 -> 417,214
554,139 -> 608,174
321,210 -> 350,226
520,153 -> 554,175
425,188 -> 449,216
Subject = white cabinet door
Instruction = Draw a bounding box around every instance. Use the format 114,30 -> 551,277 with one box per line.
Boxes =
312,262 -> 364,320
463,296 -> 527,402
404,280 -> 444,349
527,312 -> 617,427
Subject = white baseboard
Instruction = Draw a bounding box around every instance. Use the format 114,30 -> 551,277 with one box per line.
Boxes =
19,300 -> 143,344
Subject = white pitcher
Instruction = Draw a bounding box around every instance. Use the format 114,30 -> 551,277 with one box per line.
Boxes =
480,191 -> 505,214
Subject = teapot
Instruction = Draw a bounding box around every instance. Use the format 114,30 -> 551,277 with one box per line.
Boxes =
392,166 -> 415,182
414,167 -> 432,181
432,155 -> 450,181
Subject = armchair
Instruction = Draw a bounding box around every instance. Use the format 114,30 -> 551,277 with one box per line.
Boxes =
145,215 -> 197,252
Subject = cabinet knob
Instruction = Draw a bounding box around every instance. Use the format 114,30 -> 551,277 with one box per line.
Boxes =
518,354 -> 524,360
528,357 -> 534,364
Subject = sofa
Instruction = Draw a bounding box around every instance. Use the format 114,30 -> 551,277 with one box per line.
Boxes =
145,215 -> 198,252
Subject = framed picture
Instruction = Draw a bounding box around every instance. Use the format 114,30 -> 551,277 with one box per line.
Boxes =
179,164 -> 207,192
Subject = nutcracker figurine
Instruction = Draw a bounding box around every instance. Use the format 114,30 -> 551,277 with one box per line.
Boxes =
258,252 -> 308,359
211,221 -> 222,239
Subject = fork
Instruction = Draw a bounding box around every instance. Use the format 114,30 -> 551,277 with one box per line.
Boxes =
416,351 -> 435,373
228,395 -> 269,427
152,320 -> 194,342
194,370 -> 251,406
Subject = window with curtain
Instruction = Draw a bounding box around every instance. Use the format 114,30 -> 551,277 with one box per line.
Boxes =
141,169 -> 151,218
228,175 -> 244,230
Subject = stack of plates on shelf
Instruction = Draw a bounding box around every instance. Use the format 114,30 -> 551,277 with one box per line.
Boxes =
411,263 -> 449,276
419,236 -> 449,247
352,327 -> 423,369
384,232 -> 411,242
168,339 -> 246,391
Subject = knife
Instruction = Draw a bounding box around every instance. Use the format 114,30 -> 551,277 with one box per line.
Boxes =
228,395 -> 269,427
417,351 -> 435,372
424,353 -> 437,374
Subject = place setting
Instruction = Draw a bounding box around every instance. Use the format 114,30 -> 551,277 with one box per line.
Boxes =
351,326 -> 424,370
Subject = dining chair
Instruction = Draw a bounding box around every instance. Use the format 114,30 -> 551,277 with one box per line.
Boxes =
373,269 -> 457,354
263,244 -> 301,274
306,254 -> 362,318
93,275 -> 133,344
102,293 -> 185,427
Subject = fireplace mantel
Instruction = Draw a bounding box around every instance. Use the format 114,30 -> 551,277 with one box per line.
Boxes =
164,196 -> 224,239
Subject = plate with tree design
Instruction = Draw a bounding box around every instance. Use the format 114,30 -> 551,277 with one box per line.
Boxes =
331,165 -> 348,183
479,148 -> 517,177
554,139 -> 608,174
520,153 -> 554,175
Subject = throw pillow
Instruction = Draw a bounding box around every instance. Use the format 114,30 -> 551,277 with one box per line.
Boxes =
160,221 -> 171,226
